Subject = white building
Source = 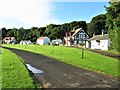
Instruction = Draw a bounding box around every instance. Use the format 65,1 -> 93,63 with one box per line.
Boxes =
37,37 -> 50,45
86,33 -> 110,50
20,40 -> 32,45
52,39 -> 62,45
3,37 -> 16,44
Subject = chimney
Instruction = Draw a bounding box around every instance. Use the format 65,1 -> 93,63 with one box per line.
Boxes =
73,27 -> 76,32
102,29 -> 104,36
93,33 -> 95,37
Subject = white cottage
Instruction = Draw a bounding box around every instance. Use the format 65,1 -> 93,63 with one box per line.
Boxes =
86,32 -> 110,50
37,37 -> 50,45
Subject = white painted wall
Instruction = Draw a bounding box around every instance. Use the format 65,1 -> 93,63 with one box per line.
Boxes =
37,37 -> 50,45
85,41 -> 89,48
100,40 -> 109,50
91,40 -> 101,49
90,39 -> 110,50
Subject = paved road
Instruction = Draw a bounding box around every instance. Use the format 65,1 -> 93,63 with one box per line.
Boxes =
4,47 -> 118,88
89,49 -> 120,60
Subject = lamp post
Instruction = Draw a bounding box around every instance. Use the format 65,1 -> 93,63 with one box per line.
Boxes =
79,33 -> 84,59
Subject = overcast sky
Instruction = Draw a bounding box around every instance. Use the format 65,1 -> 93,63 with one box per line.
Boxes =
0,0 -> 109,29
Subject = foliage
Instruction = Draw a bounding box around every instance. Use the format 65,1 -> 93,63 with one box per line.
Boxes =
106,1 -> 120,51
1,21 -> 87,43
88,14 -> 107,37
3,44 -> 119,77
2,49 -> 36,88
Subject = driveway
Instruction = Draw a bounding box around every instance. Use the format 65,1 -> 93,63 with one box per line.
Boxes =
4,47 -> 118,88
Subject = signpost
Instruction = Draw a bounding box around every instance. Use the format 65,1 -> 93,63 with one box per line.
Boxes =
79,32 -> 84,59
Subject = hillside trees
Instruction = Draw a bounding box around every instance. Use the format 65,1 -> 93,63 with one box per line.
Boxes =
43,21 -> 87,40
2,28 -> 7,39
106,1 -> 120,51
88,14 -> 107,37
1,20 -> 87,43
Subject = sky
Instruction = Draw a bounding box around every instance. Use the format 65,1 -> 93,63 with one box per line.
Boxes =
0,0 -> 109,29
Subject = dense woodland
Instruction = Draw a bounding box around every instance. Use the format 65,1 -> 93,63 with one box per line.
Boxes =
1,1 -> 120,51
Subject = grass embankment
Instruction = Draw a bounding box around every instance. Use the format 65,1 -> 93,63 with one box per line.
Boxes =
108,50 -> 120,55
2,48 -> 37,88
0,49 -> 2,89
3,44 -> 119,77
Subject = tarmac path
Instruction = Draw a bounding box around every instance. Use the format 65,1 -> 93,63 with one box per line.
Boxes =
89,49 -> 120,60
4,47 -> 119,88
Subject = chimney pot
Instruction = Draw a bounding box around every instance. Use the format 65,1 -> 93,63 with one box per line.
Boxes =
102,29 -> 104,35
93,33 -> 95,37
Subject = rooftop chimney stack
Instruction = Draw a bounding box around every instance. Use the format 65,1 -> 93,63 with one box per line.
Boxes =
93,33 -> 95,37
102,29 -> 104,36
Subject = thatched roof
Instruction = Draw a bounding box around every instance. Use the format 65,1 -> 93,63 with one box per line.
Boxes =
89,34 -> 109,41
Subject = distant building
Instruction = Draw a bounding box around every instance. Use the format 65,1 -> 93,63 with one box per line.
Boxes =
86,30 -> 110,50
52,39 -> 62,46
37,37 -> 50,45
64,28 -> 89,46
3,37 -> 16,44
20,40 -> 32,45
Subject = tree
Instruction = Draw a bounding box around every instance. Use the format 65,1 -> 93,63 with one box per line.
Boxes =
106,1 -> 120,51
88,14 -> 106,37
2,28 -> 7,39
44,24 -> 57,36
38,27 -> 46,36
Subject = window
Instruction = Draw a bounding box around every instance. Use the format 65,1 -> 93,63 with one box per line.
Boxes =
96,40 -> 100,45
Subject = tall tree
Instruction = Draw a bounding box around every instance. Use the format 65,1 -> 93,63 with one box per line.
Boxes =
106,1 -> 120,51
2,28 -> 7,39
88,14 -> 106,37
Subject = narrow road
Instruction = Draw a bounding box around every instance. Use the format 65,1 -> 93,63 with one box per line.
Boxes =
89,49 -> 120,60
4,47 -> 118,88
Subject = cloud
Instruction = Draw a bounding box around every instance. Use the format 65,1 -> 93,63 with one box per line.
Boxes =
0,0 -> 60,29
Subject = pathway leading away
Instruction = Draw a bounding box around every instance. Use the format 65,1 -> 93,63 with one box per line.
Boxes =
89,49 -> 120,60
4,47 -> 118,88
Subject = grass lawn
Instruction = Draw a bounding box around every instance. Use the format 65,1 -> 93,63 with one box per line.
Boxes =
108,50 -> 120,55
2,48 -> 37,88
0,49 -> 2,89
3,44 -> 119,77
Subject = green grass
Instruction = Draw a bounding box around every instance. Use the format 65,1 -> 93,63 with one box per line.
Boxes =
108,50 -> 120,55
2,48 -> 37,88
3,44 -> 119,77
0,49 -> 2,89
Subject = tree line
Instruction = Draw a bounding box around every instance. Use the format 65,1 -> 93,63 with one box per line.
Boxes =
1,18 -> 105,43
1,0 -> 120,51
1,21 -> 88,43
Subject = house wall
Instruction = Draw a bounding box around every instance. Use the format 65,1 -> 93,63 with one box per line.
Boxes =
100,40 -> 109,50
44,38 -> 50,44
91,40 -> 101,49
37,39 -> 44,45
85,41 -> 89,48
90,39 -> 110,50
64,37 -> 72,46
37,38 -> 50,45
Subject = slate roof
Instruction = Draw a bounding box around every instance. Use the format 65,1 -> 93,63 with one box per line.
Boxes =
72,28 -> 81,37
89,34 -> 109,41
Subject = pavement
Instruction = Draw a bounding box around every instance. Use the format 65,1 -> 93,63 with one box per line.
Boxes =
3,47 -> 119,88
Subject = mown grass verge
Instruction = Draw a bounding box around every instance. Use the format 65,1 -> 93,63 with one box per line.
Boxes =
0,48 -> 2,89
3,44 -> 119,77
2,48 -> 39,88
